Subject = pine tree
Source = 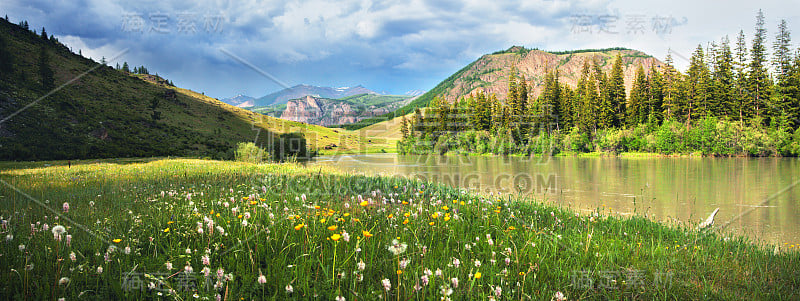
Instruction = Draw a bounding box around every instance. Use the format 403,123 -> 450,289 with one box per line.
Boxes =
749,10 -> 772,123
609,54 -> 626,127
40,27 -> 47,40
37,45 -> 54,90
122,62 -> 130,73
786,53 -> 800,129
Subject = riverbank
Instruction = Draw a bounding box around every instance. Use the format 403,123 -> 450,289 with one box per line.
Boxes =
0,159 -> 797,299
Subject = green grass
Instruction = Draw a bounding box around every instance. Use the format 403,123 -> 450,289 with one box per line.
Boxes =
0,159 -> 797,300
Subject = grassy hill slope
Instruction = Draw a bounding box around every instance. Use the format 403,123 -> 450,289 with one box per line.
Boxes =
0,18 -> 383,160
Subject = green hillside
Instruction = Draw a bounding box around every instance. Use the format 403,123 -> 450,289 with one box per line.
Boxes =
0,18 -> 377,160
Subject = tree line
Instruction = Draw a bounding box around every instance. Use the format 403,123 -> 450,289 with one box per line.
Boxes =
399,10 -> 800,156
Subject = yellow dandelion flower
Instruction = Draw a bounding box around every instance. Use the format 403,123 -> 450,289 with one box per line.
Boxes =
362,230 -> 373,238
353,218 -> 361,222
474,272 -> 482,279
112,239 -> 122,243
442,206 -> 449,211
460,201 -> 465,205
404,212 -> 410,217
330,234 -> 341,241
237,215 -> 243,219
403,218 -> 409,225
402,201 -> 408,205
314,205 -> 321,209
507,226 -> 516,230
320,218 -> 326,223
431,212 -> 439,219
397,270 -> 403,275
167,221 -> 174,225
216,213 -> 220,217
163,228 -> 170,233
344,213 -> 350,217
327,225 -> 338,231
250,201 -> 257,205
443,215 -> 451,222
359,201 -> 368,207
294,223 -> 304,231
388,214 -> 394,219
210,210 -> 214,215
429,221 -> 435,226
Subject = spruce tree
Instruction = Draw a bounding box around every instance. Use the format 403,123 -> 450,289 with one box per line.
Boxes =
749,10 -> 772,123
628,65 -> 648,125
122,62 -> 130,73
662,52 -> 679,120
773,19 -> 793,119
647,66 -> 664,124
712,36 -> 736,119
37,45 -> 54,90
687,45 -> 711,122
609,54 -> 626,127
734,30 -> 750,122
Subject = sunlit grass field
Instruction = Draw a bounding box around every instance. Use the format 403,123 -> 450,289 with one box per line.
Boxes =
0,159 -> 797,300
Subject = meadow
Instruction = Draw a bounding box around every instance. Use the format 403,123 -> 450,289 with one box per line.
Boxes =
0,159 -> 797,300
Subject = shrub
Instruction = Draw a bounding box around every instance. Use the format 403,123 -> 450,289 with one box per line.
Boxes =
234,142 -> 268,163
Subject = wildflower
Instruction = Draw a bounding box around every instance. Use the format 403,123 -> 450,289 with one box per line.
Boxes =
421,274 -> 430,286
396,269 -> 403,275
451,277 -> 459,288
69,252 -> 76,261
285,284 -> 294,293
440,284 -> 453,297
341,231 -> 350,242
327,225 -> 338,231
124,246 -> 131,254
185,264 -> 194,273
202,255 -> 210,266
165,262 -> 173,270
357,260 -> 365,271
387,239 -> 408,255
362,230 -> 373,238
474,259 -> 481,267
59,277 -> 70,285
435,268 -> 443,277
381,278 -> 392,291
163,228 -> 170,233
97,266 -> 103,274
52,225 -> 66,241
474,272 -> 482,279
359,200 -> 368,207
331,234 -> 342,241
294,223 -> 304,231
62,202 -> 69,213
258,274 -> 267,284
185,248 -> 192,254
553,291 -> 566,301
202,267 -> 211,276
215,226 -> 225,235
399,258 -> 409,269
335,296 -> 345,301
453,258 -> 460,268
18,244 -> 25,251
494,286 -> 502,297
112,239 -> 122,243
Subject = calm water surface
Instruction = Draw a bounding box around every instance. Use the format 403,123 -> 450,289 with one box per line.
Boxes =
309,153 -> 800,246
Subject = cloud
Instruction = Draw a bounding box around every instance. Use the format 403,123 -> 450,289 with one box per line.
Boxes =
3,0 -> 798,97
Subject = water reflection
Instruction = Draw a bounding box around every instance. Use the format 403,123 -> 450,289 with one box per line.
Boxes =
309,154 -> 800,246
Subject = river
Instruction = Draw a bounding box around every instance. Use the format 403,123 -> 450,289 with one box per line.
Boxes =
309,153 -> 800,247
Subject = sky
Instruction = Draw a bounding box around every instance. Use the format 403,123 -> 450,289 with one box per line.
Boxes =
1,0 -> 798,99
